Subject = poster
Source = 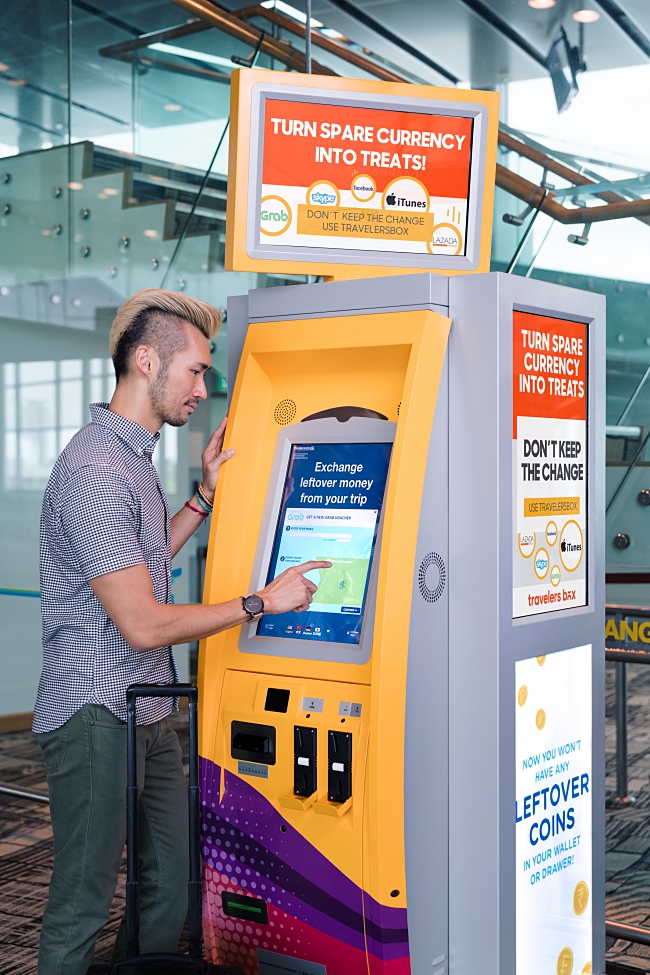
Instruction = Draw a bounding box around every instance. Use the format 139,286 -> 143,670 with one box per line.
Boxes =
515,646 -> 592,975
512,311 -> 587,618
260,99 -> 473,257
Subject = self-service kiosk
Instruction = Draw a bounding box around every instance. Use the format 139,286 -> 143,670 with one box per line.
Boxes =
198,272 -> 605,975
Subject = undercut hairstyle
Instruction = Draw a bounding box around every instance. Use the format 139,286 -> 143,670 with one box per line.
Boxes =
109,289 -> 221,381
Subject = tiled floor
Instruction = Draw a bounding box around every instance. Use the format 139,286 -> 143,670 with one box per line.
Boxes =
2,670 -> 650,973
0,711 -> 190,974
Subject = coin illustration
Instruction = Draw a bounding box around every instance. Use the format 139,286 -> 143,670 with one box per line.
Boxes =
536,708 -> 546,730
518,685 -> 528,707
537,655 -> 547,666
557,946 -> 573,975
574,880 -> 589,916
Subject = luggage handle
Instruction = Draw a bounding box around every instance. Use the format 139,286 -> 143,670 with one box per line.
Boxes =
126,684 -> 201,961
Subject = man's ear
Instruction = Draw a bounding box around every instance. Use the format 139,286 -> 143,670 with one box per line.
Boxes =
132,344 -> 160,380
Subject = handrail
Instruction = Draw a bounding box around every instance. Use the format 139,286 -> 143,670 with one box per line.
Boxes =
168,0 -> 336,75
607,918 -> 650,947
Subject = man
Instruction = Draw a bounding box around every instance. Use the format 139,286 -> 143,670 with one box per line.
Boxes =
34,288 -> 329,975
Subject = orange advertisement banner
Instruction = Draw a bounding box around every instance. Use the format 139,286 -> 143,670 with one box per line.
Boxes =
512,311 -> 587,438
296,205 -> 435,242
262,98 -> 473,199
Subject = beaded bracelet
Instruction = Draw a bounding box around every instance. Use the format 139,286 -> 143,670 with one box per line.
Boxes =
193,491 -> 212,515
185,501 -> 208,518
197,482 -> 214,510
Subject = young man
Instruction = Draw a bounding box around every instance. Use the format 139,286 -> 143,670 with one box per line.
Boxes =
34,288 -> 329,975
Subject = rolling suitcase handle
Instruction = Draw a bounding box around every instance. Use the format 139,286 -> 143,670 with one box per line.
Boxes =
126,684 -> 202,960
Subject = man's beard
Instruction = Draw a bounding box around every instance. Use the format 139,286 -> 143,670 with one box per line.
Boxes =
149,366 -> 188,428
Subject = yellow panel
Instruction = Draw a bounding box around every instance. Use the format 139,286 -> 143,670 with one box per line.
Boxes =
200,308 -> 450,925
225,68 -> 499,279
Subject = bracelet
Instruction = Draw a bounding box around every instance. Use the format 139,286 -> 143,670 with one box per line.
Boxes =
193,492 -> 212,516
185,501 -> 208,518
197,482 -> 214,510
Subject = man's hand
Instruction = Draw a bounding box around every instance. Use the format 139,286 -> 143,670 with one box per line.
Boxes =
258,561 -> 332,614
200,415 -> 233,499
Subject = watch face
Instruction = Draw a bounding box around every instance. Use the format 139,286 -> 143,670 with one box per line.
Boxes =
245,594 -> 264,615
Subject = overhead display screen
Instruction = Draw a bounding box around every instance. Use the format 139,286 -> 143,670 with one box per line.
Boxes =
258,442 -> 393,645
260,98 -> 474,259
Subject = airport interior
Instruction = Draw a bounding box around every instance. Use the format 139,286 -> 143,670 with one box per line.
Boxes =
3,1 -> 650,974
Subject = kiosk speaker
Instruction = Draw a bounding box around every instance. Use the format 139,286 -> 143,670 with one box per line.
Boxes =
273,399 -> 297,425
418,552 -> 446,603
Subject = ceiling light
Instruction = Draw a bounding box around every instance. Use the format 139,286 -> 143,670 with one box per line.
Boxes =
103,188 -> 119,196
0,63 -> 9,71
572,8 -> 600,22
164,103 -> 182,111
149,43 -> 234,69
260,0 -> 323,27
68,182 -> 83,190
143,229 -> 158,238
528,0 -> 556,8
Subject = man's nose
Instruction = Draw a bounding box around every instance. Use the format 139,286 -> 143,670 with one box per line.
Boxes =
195,375 -> 208,400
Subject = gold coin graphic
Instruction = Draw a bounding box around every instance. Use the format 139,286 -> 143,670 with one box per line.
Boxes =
536,708 -> 546,730
574,880 -> 589,916
518,685 -> 528,707
581,963 -> 592,974
557,946 -> 573,975
537,655 -> 547,666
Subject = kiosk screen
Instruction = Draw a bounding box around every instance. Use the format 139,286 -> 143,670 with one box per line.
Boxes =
258,442 -> 392,645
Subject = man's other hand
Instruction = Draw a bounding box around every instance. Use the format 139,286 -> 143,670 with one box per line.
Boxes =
259,561 -> 332,614
201,415 -> 233,499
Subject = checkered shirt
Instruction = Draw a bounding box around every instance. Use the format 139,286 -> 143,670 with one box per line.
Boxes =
33,403 -> 178,733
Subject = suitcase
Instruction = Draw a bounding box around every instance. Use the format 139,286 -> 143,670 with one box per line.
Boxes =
88,683 -> 243,975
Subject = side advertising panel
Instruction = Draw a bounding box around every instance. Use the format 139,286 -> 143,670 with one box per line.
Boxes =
515,646 -> 592,975
513,311 -> 587,618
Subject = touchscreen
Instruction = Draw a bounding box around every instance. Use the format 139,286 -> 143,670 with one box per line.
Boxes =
257,442 -> 393,645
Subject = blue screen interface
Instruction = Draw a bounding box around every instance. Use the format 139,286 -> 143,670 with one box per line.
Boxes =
258,441 -> 393,645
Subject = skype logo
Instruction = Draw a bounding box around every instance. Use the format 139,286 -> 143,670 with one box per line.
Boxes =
311,191 -> 337,205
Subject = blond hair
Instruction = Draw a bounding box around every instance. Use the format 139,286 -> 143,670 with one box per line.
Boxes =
109,289 -> 221,358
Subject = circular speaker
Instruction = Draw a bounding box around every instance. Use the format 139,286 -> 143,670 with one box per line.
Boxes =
273,399 -> 297,425
418,552 -> 446,603
397,402 -> 401,416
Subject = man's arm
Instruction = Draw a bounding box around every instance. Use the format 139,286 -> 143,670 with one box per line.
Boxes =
89,560 -> 330,652
171,416 -> 231,558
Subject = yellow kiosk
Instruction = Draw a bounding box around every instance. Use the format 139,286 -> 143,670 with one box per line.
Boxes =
198,71 -> 605,975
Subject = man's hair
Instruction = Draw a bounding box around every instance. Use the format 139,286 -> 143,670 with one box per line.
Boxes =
109,289 -> 221,380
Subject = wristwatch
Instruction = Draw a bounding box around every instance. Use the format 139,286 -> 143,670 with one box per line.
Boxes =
241,594 -> 265,622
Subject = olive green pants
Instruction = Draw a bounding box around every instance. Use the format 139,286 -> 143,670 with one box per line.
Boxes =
37,703 -> 188,975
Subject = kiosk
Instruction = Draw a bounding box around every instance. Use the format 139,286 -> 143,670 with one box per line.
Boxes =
197,67 -> 605,975
198,272 -> 605,975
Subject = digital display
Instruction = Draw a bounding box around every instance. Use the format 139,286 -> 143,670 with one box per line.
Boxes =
258,442 -> 392,645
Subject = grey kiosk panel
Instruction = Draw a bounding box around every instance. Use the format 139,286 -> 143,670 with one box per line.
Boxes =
226,271 -> 605,975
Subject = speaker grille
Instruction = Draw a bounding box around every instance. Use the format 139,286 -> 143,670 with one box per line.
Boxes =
273,399 -> 297,425
418,552 -> 446,603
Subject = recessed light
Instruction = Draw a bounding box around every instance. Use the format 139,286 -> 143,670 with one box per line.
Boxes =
528,0 -> 556,8
164,103 -> 182,112
104,188 -> 119,196
68,181 -> 83,190
143,229 -> 158,238
573,8 -> 600,21
9,78 -> 26,86
0,63 -> 9,72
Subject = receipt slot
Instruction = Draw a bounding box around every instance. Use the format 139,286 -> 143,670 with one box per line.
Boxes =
199,272 -> 605,975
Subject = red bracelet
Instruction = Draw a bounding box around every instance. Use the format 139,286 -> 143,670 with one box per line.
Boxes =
184,501 -> 208,517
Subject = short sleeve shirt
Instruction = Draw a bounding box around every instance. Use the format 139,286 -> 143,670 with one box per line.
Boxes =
33,403 -> 178,733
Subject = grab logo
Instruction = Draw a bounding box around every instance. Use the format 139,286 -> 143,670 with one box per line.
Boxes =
260,195 -> 291,236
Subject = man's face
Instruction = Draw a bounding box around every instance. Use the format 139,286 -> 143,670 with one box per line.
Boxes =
149,320 -> 212,427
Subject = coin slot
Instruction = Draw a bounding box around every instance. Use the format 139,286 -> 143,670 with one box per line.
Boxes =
294,725 -> 317,797
328,730 -> 352,803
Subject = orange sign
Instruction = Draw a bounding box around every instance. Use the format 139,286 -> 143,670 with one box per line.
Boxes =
263,100 -> 473,199
513,311 -> 587,439
225,69 -> 500,278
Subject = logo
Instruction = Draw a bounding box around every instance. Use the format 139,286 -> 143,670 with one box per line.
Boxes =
559,520 -> 584,572
519,533 -> 535,558
306,180 -> 340,209
351,174 -> 376,202
551,565 -> 561,587
428,222 -> 463,256
260,195 -> 291,236
288,513 -> 304,521
382,176 -> 430,213
534,547 -> 549,580
546,521 -> 558,546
